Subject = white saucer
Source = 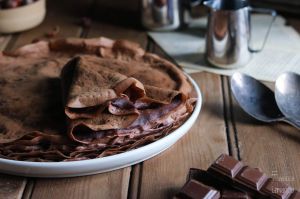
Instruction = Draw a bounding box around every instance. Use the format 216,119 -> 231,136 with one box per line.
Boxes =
0,74 -> 202,177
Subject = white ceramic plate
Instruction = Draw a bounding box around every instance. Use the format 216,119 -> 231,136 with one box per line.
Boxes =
0,74 -> 202,177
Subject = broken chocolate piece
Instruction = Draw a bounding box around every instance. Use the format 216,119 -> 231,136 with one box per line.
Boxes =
261,179 -> 294,199
236,167 -> 269,190
208,154 -> 244,178
175,179 -> 220,199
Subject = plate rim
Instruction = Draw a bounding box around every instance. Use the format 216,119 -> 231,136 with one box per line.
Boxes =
0,73 -> 202,174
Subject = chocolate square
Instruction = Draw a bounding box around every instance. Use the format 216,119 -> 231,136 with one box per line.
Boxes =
210,154 -> 244,178
187,168 -> 251,198
175,179 -> 220,199
261,179 -> 294,199
236,167 -> 269,190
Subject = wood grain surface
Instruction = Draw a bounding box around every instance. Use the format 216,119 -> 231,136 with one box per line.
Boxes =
0,175 -> 26,199
31,168 -> 131,199
0,35 -> 11,51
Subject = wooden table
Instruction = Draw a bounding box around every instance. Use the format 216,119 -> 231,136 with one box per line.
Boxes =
0,1 -> 300,198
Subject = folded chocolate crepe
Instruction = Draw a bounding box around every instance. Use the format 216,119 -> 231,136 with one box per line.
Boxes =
0,37 -> 196,161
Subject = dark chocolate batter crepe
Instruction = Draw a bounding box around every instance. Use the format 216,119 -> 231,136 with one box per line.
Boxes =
0,37 -> 196,161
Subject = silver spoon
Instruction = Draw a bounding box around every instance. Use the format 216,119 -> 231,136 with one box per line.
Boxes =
275,72 -> 300,127
230,72 -> 300,128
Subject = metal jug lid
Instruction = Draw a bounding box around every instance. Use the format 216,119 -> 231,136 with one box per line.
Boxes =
204,0 -> 249,10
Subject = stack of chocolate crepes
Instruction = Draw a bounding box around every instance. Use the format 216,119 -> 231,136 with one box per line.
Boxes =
0,37 -> 196,161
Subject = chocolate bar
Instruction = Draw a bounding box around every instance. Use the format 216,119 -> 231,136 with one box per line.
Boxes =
175,155 -> 298,199
290,191 -> 300,199
208,154 -> 296,199
188,168 -> 252,199
174,179 -> 221,199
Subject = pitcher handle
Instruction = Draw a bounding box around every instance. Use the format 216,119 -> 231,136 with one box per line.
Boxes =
248,7 -> 277,53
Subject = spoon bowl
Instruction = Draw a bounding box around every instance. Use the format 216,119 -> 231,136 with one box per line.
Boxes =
275,72 -> 300,126
231,72 -> 300,129
231,72 -> 284,122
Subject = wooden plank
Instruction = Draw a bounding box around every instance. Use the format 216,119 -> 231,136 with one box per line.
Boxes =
0,175 -> 27,199
21,179 -> 35,199
0,35 -> 12,51
128,164 -> 142,199
137,72 -> 229,199
226,78 -> 300,189
31,168 -> 131,199
222,76 -> 240,159
0,0 -> 93,199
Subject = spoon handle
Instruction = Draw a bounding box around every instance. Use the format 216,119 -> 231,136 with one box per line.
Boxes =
283,119 -> 300,130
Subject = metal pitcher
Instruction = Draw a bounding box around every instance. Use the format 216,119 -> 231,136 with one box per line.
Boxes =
141,0 -> 202,31
204,0 -> 276,68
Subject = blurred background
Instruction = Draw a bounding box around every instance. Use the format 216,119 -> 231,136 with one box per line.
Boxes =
0,0 -> 299,33
76,0 -> 300,27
